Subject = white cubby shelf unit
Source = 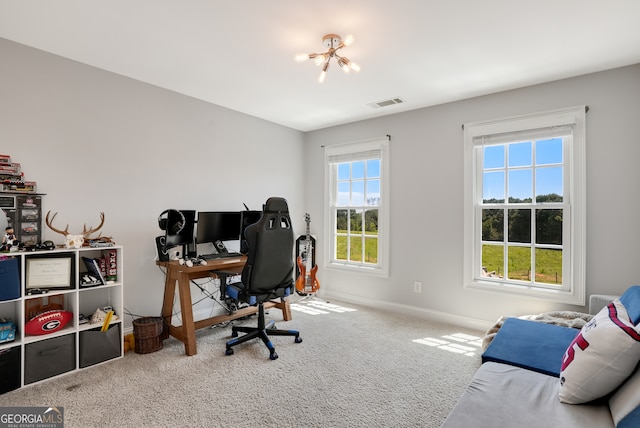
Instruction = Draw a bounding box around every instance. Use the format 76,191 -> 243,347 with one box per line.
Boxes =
0,245 -> 124,393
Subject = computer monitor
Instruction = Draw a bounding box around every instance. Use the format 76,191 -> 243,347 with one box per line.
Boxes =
196,211 -> 242,244
164,210 -> 196,251
239,210 -> 262,253
240,210 -> 262,241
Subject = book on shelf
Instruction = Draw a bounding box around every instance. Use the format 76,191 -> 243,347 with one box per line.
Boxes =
105,249 -> 117,282
81,257 -> 106,287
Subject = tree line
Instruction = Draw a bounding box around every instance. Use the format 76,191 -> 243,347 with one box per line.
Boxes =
482,194 -> 562,245
337,208 -> 378,233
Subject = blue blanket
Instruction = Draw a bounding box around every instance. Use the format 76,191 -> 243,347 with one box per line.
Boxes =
481,317 -> 579,377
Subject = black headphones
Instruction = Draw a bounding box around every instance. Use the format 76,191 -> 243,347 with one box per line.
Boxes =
158,209 -> 186,234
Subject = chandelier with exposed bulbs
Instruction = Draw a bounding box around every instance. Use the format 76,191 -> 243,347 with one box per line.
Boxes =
295,33 -> 361,83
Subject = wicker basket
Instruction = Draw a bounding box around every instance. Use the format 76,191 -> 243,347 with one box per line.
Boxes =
132,317 -> 163,354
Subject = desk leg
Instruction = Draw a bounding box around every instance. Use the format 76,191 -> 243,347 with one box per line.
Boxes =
277,299 -> 292,321
160,272 -> 176,340
177,271 -> 198,356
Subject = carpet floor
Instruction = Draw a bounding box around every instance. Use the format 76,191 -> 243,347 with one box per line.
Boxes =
2,298 -> 484,427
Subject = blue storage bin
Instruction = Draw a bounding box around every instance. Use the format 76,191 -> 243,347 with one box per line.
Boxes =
0,257 -> 20,301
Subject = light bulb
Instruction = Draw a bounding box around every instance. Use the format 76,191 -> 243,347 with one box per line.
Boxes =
350,62 -> 361,72
319,61 -> 329,83
338,58 -> 350,73
314,54 -> 326,66
294,53 -> 309,62
343,34 -> 355,46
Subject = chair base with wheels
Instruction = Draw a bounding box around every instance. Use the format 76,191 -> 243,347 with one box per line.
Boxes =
225,301 -> 302,360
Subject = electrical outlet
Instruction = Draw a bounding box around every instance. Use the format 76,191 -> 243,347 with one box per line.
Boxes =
413,281 -> 422,293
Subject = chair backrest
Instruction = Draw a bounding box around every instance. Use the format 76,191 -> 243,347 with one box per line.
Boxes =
241,197 -> 294,295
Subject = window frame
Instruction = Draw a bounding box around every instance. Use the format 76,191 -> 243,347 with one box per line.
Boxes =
324,137 -> 390,277
463,106 -> 586,305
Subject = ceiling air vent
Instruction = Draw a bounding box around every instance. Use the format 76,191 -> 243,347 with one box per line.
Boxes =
368,97 -> 405,109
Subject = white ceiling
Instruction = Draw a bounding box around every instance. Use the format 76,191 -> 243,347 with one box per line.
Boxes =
1,1 -> 639,132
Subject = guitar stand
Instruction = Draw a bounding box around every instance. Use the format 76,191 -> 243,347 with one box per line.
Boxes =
293,291 -> 321,304
295,214 -> 321,302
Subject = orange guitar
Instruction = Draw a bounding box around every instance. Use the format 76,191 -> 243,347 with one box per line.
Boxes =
296,213 -> 320,295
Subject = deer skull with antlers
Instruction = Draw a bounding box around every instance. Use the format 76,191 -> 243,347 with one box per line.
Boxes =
45,211 -> 105,249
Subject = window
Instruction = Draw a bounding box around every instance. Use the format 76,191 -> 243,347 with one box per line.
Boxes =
463,107 -> 586,304
324,137 -> 390,277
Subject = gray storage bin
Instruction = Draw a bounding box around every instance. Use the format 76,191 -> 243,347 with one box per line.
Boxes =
79,323 -> 121,367
24,334 -> 75,384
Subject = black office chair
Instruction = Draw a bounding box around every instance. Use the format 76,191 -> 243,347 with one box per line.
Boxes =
224,197 -> 302,360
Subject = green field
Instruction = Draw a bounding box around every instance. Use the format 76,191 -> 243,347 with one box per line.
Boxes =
482,244 -> 562,284
336,233 -> 378,263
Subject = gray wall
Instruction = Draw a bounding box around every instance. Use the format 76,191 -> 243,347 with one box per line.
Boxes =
3,36 -> 639,331
0,38 -> 306,328
306,64 -> 640,329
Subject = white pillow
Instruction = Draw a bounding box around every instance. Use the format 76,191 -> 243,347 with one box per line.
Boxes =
559,298 -> 640,404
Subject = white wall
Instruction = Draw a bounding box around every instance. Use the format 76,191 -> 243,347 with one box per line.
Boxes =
306,64 -> 640,330
0,38 -> 306,329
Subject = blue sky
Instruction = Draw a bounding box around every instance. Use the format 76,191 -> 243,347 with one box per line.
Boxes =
337,160 -> 381,206
483,138 -> 563,201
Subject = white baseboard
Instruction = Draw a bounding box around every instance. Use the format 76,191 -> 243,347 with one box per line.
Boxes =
126,294 -> 494,338
319,290 -> 495,332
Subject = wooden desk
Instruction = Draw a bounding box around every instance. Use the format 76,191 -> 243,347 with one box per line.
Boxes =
158,257 -> 292,356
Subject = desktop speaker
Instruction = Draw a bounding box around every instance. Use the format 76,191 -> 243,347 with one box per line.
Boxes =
155,236 -> 169,262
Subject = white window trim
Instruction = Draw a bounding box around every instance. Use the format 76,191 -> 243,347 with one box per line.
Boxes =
463,106 -> 586,305
324,137 -> 390,278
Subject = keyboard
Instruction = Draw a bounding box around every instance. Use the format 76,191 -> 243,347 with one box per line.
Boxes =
200,252 -> 243,260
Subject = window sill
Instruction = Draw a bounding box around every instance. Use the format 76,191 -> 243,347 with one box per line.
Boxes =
326,262 -> 389,278
464,279 -> 585,306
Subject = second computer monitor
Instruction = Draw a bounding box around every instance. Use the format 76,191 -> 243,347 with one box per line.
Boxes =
240,210 -> 262,240
196,211 -> 242,244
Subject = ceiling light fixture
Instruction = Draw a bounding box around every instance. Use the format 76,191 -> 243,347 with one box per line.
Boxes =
295,34 -> 361,83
